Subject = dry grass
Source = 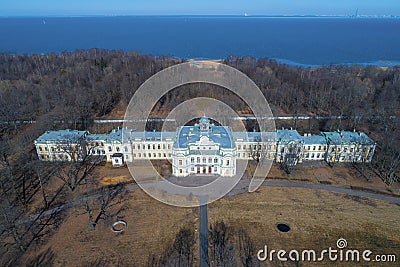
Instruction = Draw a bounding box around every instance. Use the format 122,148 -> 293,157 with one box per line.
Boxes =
100,175 -> 130,185
209,186 -> 400,266
41,189 -> 198,266
25,165 -> 399,266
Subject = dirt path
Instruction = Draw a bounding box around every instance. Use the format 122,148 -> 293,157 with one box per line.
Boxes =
20,180 -> 400,225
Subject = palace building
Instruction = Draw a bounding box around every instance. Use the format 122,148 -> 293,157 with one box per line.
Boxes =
34,116 -> 376,176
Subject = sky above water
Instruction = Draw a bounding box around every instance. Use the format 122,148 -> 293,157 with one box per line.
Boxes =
1,0 -> 400,17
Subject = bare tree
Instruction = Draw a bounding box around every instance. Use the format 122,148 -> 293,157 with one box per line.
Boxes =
209,221 -> 236,267
238,228 -> 259,267
80,184 -> 127,230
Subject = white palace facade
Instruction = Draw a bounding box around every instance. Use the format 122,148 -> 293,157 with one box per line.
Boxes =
34,117 -> 376,177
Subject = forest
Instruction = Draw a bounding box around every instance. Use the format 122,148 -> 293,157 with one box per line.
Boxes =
0,50 -> 399,265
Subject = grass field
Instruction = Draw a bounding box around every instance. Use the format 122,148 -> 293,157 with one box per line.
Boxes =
25,165 -> 399,266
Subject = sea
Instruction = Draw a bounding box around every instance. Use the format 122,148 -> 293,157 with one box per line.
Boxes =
1,16 -> 400,67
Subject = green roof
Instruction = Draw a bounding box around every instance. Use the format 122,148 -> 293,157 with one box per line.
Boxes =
35,129 -> 88,143
321,131 -> 375,145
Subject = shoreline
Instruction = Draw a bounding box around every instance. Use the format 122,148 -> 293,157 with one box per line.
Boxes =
2,50 -> 399,68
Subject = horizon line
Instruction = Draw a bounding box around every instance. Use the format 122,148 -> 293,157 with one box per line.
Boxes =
1,14 -> 400,18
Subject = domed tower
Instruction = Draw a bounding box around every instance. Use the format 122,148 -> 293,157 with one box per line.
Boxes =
198,116 -> 211,135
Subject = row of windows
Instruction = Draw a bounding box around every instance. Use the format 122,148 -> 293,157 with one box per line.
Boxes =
109,143 -> 172,153
237,144 -> 275,150
132,153 -> 172,158
40,154 -> 70,160
328,155 -> 364,161
304,153 -> 325,159
237,152 -> 275,158
90,142 -> 104,147
189,157 -> 220,164
330,147 -> 368,153
176,157 -> 231,166
305,145 -> 326,151
132,143 -> 171,150
177,166 -> 221,174
88,149 -> 106,155
39,146 -> 61,152
190,146 -> 216,150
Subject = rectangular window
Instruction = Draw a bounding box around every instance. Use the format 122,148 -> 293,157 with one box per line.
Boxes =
214,158 -> 218,163
39,147 -> 43,151
163,153 -> 166,157
153,153 -> 156,157
124,146 -> 128,152
191,157 -> 194,163
138,153 -> 141,157
148,144 -> 151,150
318,146 -> 321,150
197,158 -> 200,163
214,167 -> 217,172
158,144 -> 160,149
179,160 -> 182,165
243,145 -> 246,150
133,144 -> 136,150
168,153 -> 172,157
238,145 -> 241,150
313,146 -> 316,150
203,158 -> 206,163
133,153 -> 136,157
163,144 -> 166,149
108,146 -> 112,152
179,169 -> 183,174
208,158 -> 212,163
158,153 -> 161,157
116,147 -> 120,152
168,144 -> 171,149
191,167 -> 194,171
153,144 -> 156,150
227,160 -> 230,166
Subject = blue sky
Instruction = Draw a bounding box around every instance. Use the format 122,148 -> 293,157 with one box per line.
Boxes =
1,0 -> 400,16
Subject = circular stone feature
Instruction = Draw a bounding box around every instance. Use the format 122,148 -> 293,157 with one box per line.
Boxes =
276,223 -> 291,233
111,220 -> 127,233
